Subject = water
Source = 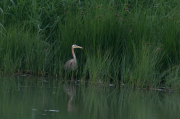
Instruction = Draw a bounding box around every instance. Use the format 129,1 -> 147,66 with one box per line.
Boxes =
0,77 -> 180,119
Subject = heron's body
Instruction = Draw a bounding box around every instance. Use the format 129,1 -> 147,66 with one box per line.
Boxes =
64,44 -> 83,71
64,59 -> 77,71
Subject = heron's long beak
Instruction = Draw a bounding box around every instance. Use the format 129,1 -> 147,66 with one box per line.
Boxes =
76,46 -> 83,49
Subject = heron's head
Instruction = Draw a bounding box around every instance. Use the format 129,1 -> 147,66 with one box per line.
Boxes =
72,44 -> 83,49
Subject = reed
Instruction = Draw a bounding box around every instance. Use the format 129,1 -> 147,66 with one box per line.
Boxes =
0,0 -> 180,88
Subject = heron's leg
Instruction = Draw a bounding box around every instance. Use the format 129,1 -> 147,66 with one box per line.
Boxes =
71,71 -> 74,81
75,71 -> 78,80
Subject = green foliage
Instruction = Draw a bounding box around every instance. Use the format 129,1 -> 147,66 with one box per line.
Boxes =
0,0 -> 180,88
83,49 -> 112,83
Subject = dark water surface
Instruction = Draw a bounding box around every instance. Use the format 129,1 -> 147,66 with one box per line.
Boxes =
0,77 -> 179,119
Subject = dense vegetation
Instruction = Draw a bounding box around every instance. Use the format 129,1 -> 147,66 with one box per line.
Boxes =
0,0 -> 180,89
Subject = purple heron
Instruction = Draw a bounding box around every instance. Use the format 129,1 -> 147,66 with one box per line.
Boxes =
64,44 -> 83,71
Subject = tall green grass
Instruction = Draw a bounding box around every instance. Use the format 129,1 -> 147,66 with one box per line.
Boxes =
0,0 -> 180,88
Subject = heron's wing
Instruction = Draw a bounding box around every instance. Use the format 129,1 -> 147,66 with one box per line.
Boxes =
64,59 -> 76,71
69,60 -> 74,70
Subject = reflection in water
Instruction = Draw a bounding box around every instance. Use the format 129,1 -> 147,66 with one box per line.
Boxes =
0,77 -> 180,119
63,84 -> 76,112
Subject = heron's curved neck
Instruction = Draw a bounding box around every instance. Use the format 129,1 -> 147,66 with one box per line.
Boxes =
72,47 -> 76,61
